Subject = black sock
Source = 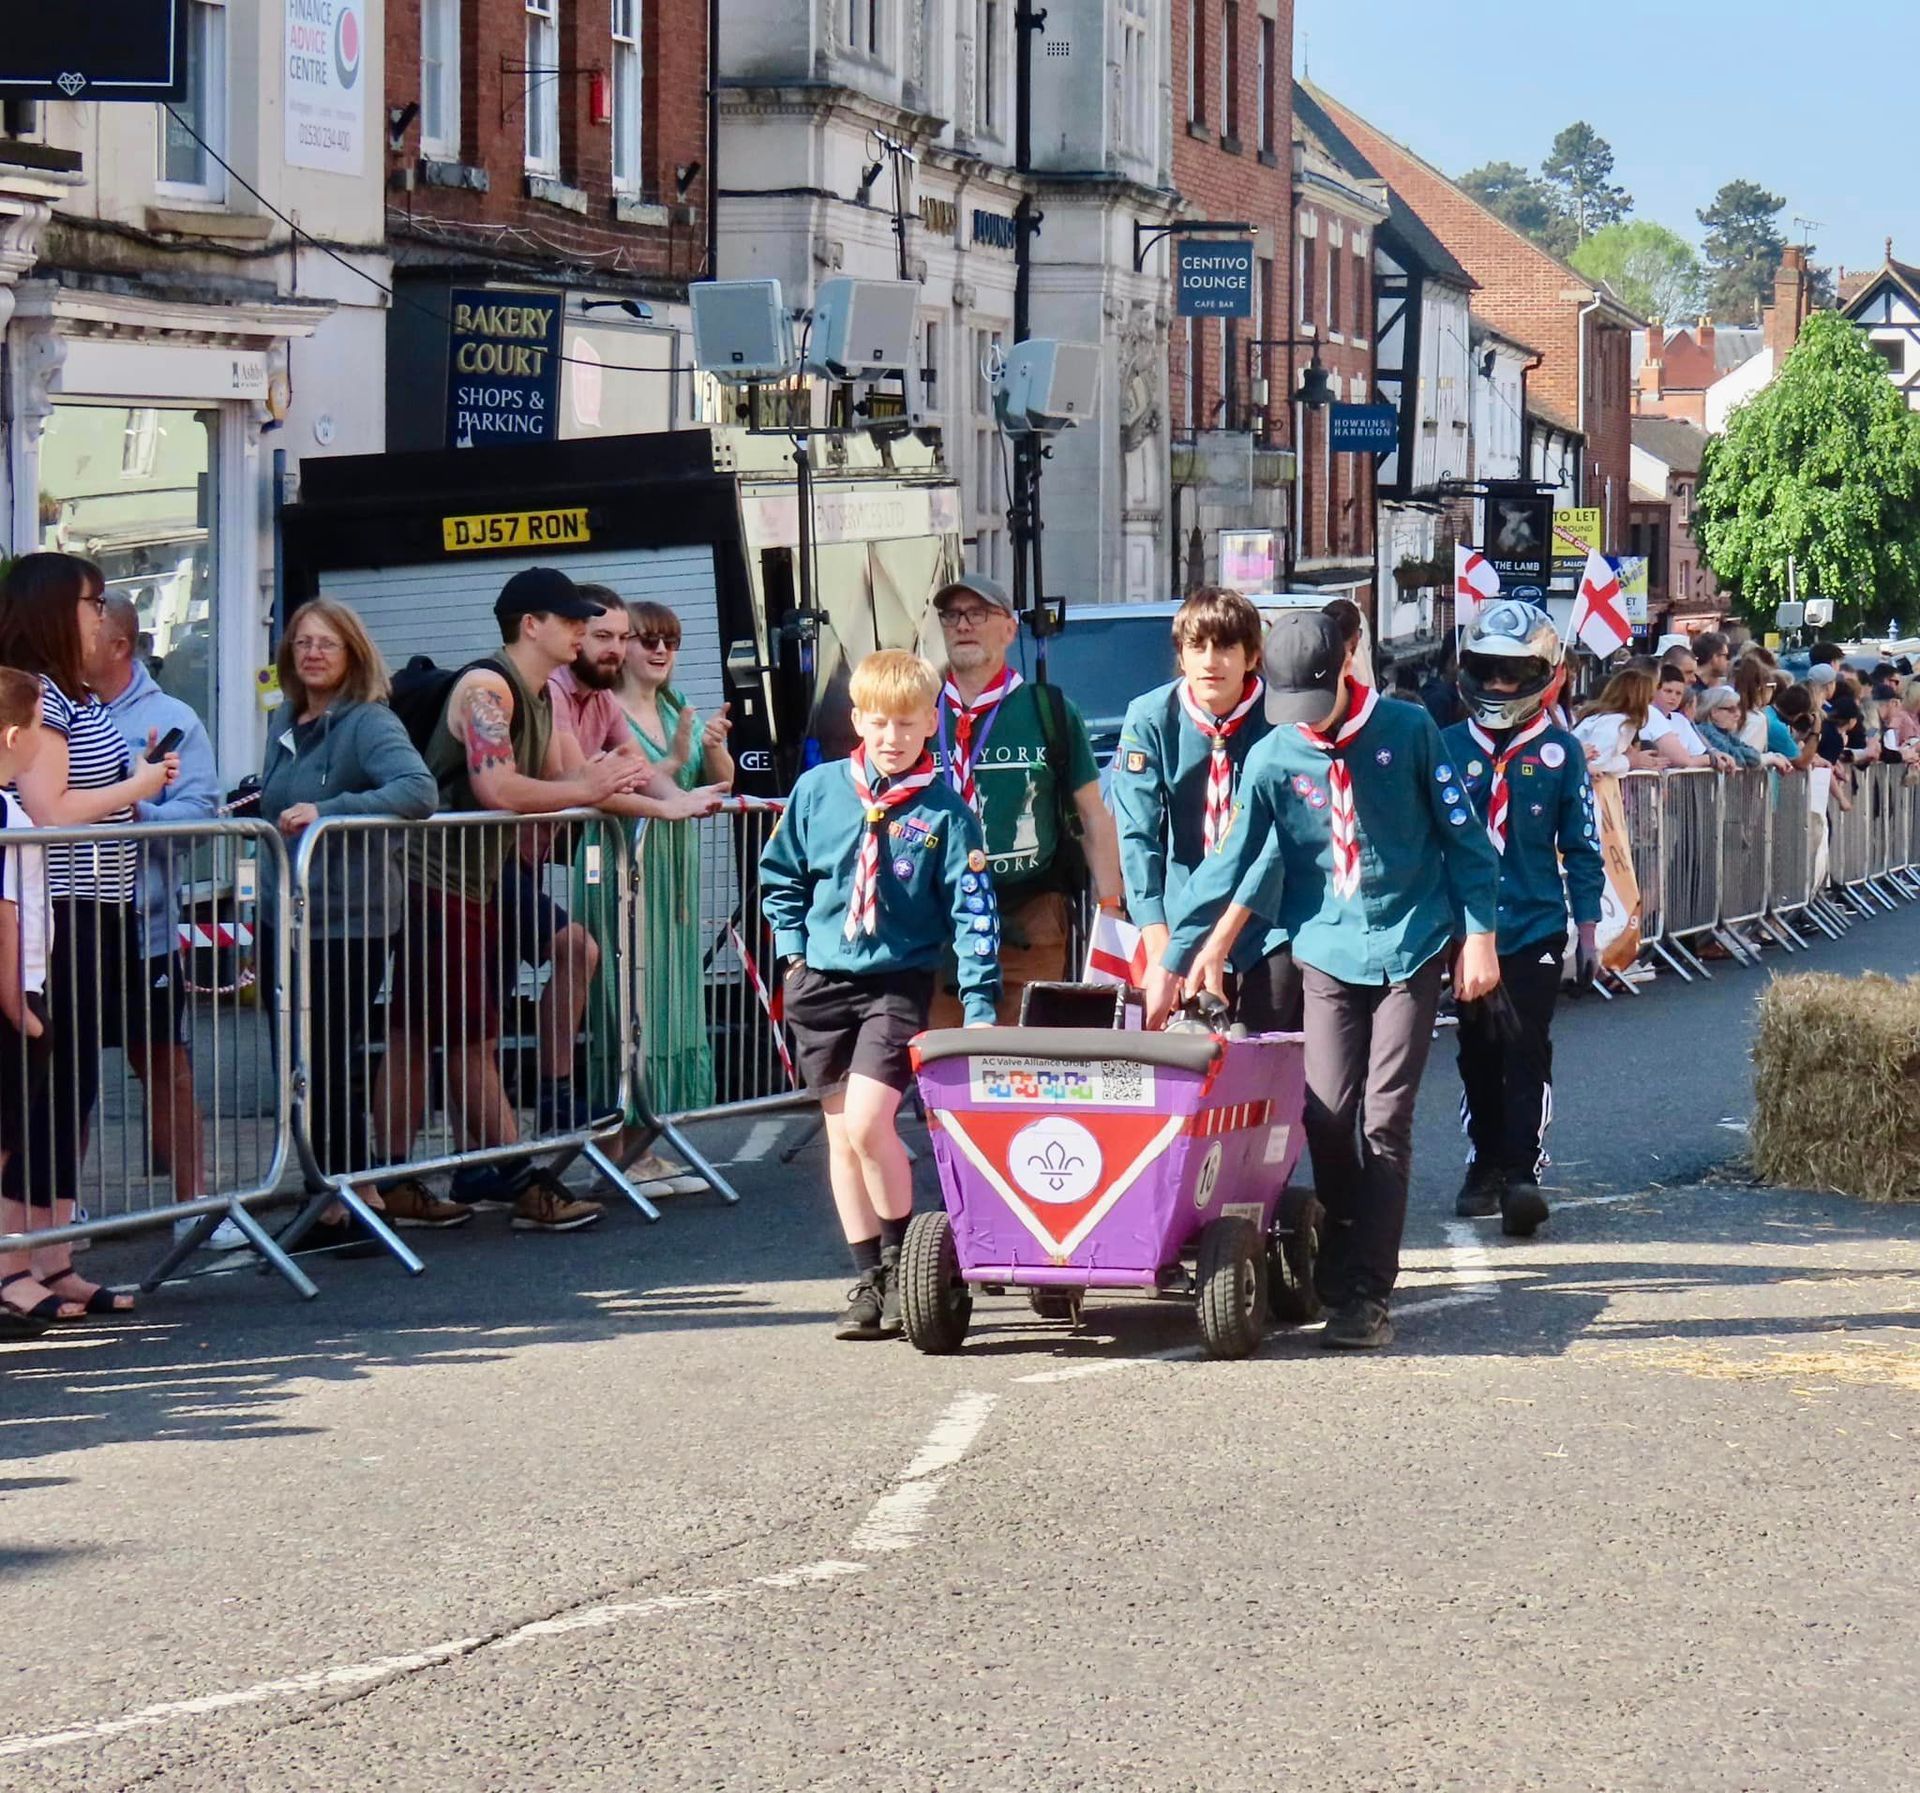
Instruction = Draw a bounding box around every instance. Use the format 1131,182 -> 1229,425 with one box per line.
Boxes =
849,1236 -> 882,1275
878,1213 -> 910,1252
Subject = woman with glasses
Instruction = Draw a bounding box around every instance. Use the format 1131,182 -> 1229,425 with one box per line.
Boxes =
579,600 -> 732,1167
0,552 -> 179,1321
260,600 -> 435,1237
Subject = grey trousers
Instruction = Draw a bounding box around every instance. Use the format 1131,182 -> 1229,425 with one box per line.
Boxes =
1299,952 -> 1446,1304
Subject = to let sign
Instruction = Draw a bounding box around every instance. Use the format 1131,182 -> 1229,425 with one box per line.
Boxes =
1329,403 -> 1400,453
1175,238 -> 1255,317
446,288 -> 564,448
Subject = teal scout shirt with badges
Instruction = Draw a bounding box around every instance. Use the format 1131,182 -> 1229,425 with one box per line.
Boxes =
1112,678 -> 1285,971
1440,719 -> 1606,956
1163,695 -> 1501,986
759,758 -> 1003,1025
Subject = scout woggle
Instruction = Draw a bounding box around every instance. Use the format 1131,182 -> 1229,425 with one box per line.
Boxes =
1467,714 -> 1551,857
1297,679 -> 1379,900
940,666 -> 1023,815
1178,674 -> 1264,856
844,749 -> 937,938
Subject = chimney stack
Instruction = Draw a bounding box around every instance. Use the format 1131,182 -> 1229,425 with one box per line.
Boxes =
1636,319 -> 1665,412
1764,246 -> 1809,361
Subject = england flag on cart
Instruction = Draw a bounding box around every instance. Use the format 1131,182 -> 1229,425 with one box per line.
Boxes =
1082,910 -> 1149,988
1569,549 -> 1632,657
1455,544 -> 1501,618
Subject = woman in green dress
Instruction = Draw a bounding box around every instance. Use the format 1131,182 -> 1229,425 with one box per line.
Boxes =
580,599 -> 733,1185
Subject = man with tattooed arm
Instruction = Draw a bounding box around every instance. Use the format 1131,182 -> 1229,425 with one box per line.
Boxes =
365,568 -> 651,1233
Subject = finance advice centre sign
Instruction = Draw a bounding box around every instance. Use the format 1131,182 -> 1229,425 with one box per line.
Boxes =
285,0 -> 366,175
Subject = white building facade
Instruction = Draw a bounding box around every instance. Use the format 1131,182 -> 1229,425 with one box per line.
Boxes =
2,0 -> 390,778
715,0 -> 1175,604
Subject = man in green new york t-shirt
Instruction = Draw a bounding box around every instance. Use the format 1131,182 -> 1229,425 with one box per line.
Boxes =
926,572 -> 1121,1025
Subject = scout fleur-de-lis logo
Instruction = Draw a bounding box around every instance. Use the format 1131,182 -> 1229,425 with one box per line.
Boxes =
1024,1137 -> 1086,1193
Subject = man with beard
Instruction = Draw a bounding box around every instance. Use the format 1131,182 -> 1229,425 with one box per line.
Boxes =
451,587 -> 723,1213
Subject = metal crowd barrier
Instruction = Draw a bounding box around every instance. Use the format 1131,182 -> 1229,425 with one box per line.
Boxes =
1,820 -> 293,1281
1717,762 -> 1772,955
1619,771 -> 1664,956
1764,771 -> 1818,947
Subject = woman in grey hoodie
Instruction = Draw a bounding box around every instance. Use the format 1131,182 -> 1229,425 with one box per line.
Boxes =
262,601 -> 436,1193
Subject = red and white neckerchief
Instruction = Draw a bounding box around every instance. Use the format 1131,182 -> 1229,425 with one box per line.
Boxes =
1178,675 -> 1265,855
844,749 -> 938,939
939,666 -> 1023,814
1298,680 -> 1380,901
1467,714 -> 1551,856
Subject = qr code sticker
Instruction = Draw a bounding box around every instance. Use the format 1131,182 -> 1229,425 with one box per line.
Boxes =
969,1057 -> 1155,1108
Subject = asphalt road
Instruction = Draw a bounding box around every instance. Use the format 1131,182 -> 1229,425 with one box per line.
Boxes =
8,908 -> 1920,1790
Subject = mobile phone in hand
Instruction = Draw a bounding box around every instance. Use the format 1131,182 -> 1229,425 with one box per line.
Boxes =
146,727 -> 186,763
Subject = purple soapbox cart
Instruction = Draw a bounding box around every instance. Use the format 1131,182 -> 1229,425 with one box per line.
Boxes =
904,1013 -> 1322,1359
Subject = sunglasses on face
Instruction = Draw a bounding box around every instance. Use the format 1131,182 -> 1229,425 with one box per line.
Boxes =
632,632 -> 679,651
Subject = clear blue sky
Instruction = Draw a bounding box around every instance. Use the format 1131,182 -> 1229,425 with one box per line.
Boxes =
1295,0 -> 1917,284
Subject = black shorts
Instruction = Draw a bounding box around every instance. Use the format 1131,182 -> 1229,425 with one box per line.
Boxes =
782,964 -> 935,1094
57,899 -> 189,1053
496,859 -> 570,967
0,993 -> 52,1146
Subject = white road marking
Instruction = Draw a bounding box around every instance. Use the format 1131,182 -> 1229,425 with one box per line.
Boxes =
848,1389 -> 998,1553
725,1119 -> 787,1165
1442,1219 -> 1501,1287
493,1560 -> 865,1649
1392,1290 -> 1496,1318
1013,1346 -> 1204,1385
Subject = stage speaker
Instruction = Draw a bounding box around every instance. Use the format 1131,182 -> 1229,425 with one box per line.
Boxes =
994,339 -> 1102,434
691,279 -> 795,382
803,278 -> 918,382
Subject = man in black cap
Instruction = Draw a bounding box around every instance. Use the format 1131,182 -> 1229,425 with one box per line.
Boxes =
1150,610 -> 1503,1349
368,567 -> 650,1234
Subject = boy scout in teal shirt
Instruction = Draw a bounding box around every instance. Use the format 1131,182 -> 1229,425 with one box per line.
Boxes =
1153,611 -> 1503,1351
1113,588 -> 1299,1029
1442,600 -> 1604,1238
760,651 -> 999,1341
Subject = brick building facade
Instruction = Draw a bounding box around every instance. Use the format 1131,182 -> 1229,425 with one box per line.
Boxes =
1168,0 -> 1300,593
385,0 -> 711,450
1306,84 -> 1639,554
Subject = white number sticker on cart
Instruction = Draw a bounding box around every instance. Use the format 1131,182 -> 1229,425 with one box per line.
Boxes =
1220,1202 -> 1267,1227
1261,1124 -> 1293,1164
969,1057 -> 1155,1108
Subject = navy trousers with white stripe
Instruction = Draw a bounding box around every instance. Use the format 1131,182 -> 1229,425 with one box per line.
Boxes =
1457,931 -> 1566,1179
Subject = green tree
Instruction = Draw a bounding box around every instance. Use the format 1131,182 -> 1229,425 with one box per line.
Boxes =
1458,160 -> 1574,258
1569,221 -> 1703,322
1694,312 -> 1920,632
1697,179 -> 1786,321
1540,122 -> 1632,242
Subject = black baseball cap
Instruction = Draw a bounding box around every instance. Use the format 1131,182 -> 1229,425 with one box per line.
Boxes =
493,566 -> 605,625
1262,610 -> 1347,726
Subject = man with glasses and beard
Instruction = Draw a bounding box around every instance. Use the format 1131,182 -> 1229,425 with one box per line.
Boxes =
925,572 -> 1122,1026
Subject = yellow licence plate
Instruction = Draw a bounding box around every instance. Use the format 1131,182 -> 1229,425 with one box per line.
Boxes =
441,507 -> 590,552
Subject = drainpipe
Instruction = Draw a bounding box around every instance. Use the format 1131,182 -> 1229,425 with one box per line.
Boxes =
1575,292 -> 1600,513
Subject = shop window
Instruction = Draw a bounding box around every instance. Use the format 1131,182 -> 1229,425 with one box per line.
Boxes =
158,0 -> 228,201
39,404 -> 220,748
611,0 -> 643,192
421,0 -> 462,160
525,0 -> 561,175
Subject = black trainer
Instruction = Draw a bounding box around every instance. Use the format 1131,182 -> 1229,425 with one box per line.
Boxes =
1500,1172 -> 1550,1238
1455,1161 -> 1505,1218
1321,1296 -> 1394,1350
877,1246 -> 903,1335
834,1271 -> 886,1341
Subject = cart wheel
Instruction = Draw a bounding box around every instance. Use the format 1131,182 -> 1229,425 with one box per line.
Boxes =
1197,1216 -> 1266,1359
901,1211 -> 972,1354
1027,1288 -> 1084,1323
1268,1187 -> 1325,1325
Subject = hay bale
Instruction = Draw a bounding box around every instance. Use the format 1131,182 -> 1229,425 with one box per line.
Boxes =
1751,972 -> 1920,1202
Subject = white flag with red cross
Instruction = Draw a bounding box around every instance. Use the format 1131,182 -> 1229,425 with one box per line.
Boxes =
1083,910 -> 1150,988
1455,544 -> 1501,618
1570,549 -> 1632,658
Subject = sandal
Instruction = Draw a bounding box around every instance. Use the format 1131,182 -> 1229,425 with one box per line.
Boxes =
0,1271 -> 83,1324
42,1269 -> 136,1318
